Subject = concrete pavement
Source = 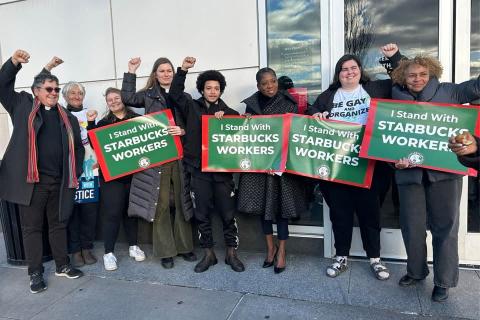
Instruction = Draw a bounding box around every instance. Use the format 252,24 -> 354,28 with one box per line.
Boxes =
0,238 -> 478,320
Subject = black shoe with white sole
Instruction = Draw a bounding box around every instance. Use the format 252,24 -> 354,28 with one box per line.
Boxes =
55,265 -> 84,279
30,272 -> 47,294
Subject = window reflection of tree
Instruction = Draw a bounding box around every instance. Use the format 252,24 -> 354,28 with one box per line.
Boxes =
344,0 -> 375,61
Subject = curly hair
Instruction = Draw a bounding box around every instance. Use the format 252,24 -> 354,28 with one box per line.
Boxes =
196,70 -> 226,94
391,56 -> 443,86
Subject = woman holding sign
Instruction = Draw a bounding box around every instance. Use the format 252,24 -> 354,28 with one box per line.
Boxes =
390,56 -> 480,302
121,57 -> 196,270
307,44 -> 402,281
87,88 -> 145,271
237,67 -> 308,274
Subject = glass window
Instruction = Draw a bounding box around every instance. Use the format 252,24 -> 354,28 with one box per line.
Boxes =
345,0 -> 439,79
266,0 -> 323,227
469,0 -> 480,233
471,0 -> 480,78
344,0 -> 439,230
266,0 -> 321,104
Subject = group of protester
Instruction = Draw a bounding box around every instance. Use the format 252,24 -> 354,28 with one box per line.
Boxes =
0,43 -> 478,304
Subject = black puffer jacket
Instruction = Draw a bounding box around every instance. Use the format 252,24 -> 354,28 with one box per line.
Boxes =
121,72 -> 187,127
127,161 -> 194,222
121,72 -> 194,221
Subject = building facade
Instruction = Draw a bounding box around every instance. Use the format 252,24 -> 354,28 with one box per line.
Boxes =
0,0 -> 478,264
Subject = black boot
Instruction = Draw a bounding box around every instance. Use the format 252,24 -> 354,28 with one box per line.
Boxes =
194,248 -> 217,273
432,286 -> 449,302
225,247 -> 245,272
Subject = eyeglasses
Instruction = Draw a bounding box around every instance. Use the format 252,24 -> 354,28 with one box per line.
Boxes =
38,87 -> 61,93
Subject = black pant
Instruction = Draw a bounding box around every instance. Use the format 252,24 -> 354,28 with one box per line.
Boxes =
191,175 -> 238,248
68,202 -> 98,253
100,178 -> 138,253
323,182 -> 381,258
261,215 -> 289,240
18,175 -> 69,275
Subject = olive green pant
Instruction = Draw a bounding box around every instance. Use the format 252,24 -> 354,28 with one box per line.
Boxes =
153,161 -> 193,258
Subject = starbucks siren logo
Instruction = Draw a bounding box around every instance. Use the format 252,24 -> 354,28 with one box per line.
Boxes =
239,158 -> 251,170
407,152 -> 424,165
138,157 -> 151,168
317,165 -> 330,178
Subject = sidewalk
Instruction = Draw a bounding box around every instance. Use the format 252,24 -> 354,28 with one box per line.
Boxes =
0,236 -> 478,320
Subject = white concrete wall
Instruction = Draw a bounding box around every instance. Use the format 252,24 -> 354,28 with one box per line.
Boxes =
0,0 -> 260,156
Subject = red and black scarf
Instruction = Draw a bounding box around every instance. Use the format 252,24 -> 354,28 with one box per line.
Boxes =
27,98 -> 79,188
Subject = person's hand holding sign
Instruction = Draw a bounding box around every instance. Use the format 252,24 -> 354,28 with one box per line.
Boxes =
395,158 -> 416,169
214,111 -> 224,119
167,125 -> 184,136
448,131 -> 477,156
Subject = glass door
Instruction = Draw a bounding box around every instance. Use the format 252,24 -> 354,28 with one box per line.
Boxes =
259,0 -> 478,264
455,0 -> 480,264
344,0 -> 455,260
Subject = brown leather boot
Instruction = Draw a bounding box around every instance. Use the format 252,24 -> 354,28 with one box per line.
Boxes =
71,251 -> 85,267
81,249 -> 97,265
225,247 -> 245,272
194,248 -> 217,273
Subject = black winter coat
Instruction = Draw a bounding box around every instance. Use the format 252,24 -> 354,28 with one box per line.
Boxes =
237,91 -> 308,220
169,68 -> 239,170
392,76 -> 480,185
0,59 -> 84,222
120,72 -> 194,221
121,72 -> 187,128
457,136 -> 480,170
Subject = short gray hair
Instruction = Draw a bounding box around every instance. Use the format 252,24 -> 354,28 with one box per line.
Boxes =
61,81 -> 86,100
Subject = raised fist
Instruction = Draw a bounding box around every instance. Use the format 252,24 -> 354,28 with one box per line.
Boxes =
86,110 -> 98,121
380,43 -> 399,58
181,56 -> 196,71
45,56 -> 64,71
12,49 -> 30,65
128,57 -> 141,73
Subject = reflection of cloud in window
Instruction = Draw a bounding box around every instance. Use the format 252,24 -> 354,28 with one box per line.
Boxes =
351,0 -> 439,77
471,0 -> 480,78
267,0 -> 321,102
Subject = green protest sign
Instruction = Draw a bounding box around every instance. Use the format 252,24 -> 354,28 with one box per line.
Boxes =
201,115 -> 288,172
88,110 -> 183,181
360,99 -> 479,176
285,114 -> 374,188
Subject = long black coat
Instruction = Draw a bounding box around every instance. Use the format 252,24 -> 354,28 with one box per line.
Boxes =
237,91 -> 308,220
0,59 -> 84,222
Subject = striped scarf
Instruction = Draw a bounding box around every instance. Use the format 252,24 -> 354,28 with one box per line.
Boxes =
27,98 -> 79,188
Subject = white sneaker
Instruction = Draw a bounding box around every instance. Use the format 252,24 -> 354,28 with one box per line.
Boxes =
129,245 -> 146,262
103,252 -> 117,271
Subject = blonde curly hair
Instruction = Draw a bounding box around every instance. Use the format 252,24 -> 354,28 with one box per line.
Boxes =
391,56 -> 443,86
